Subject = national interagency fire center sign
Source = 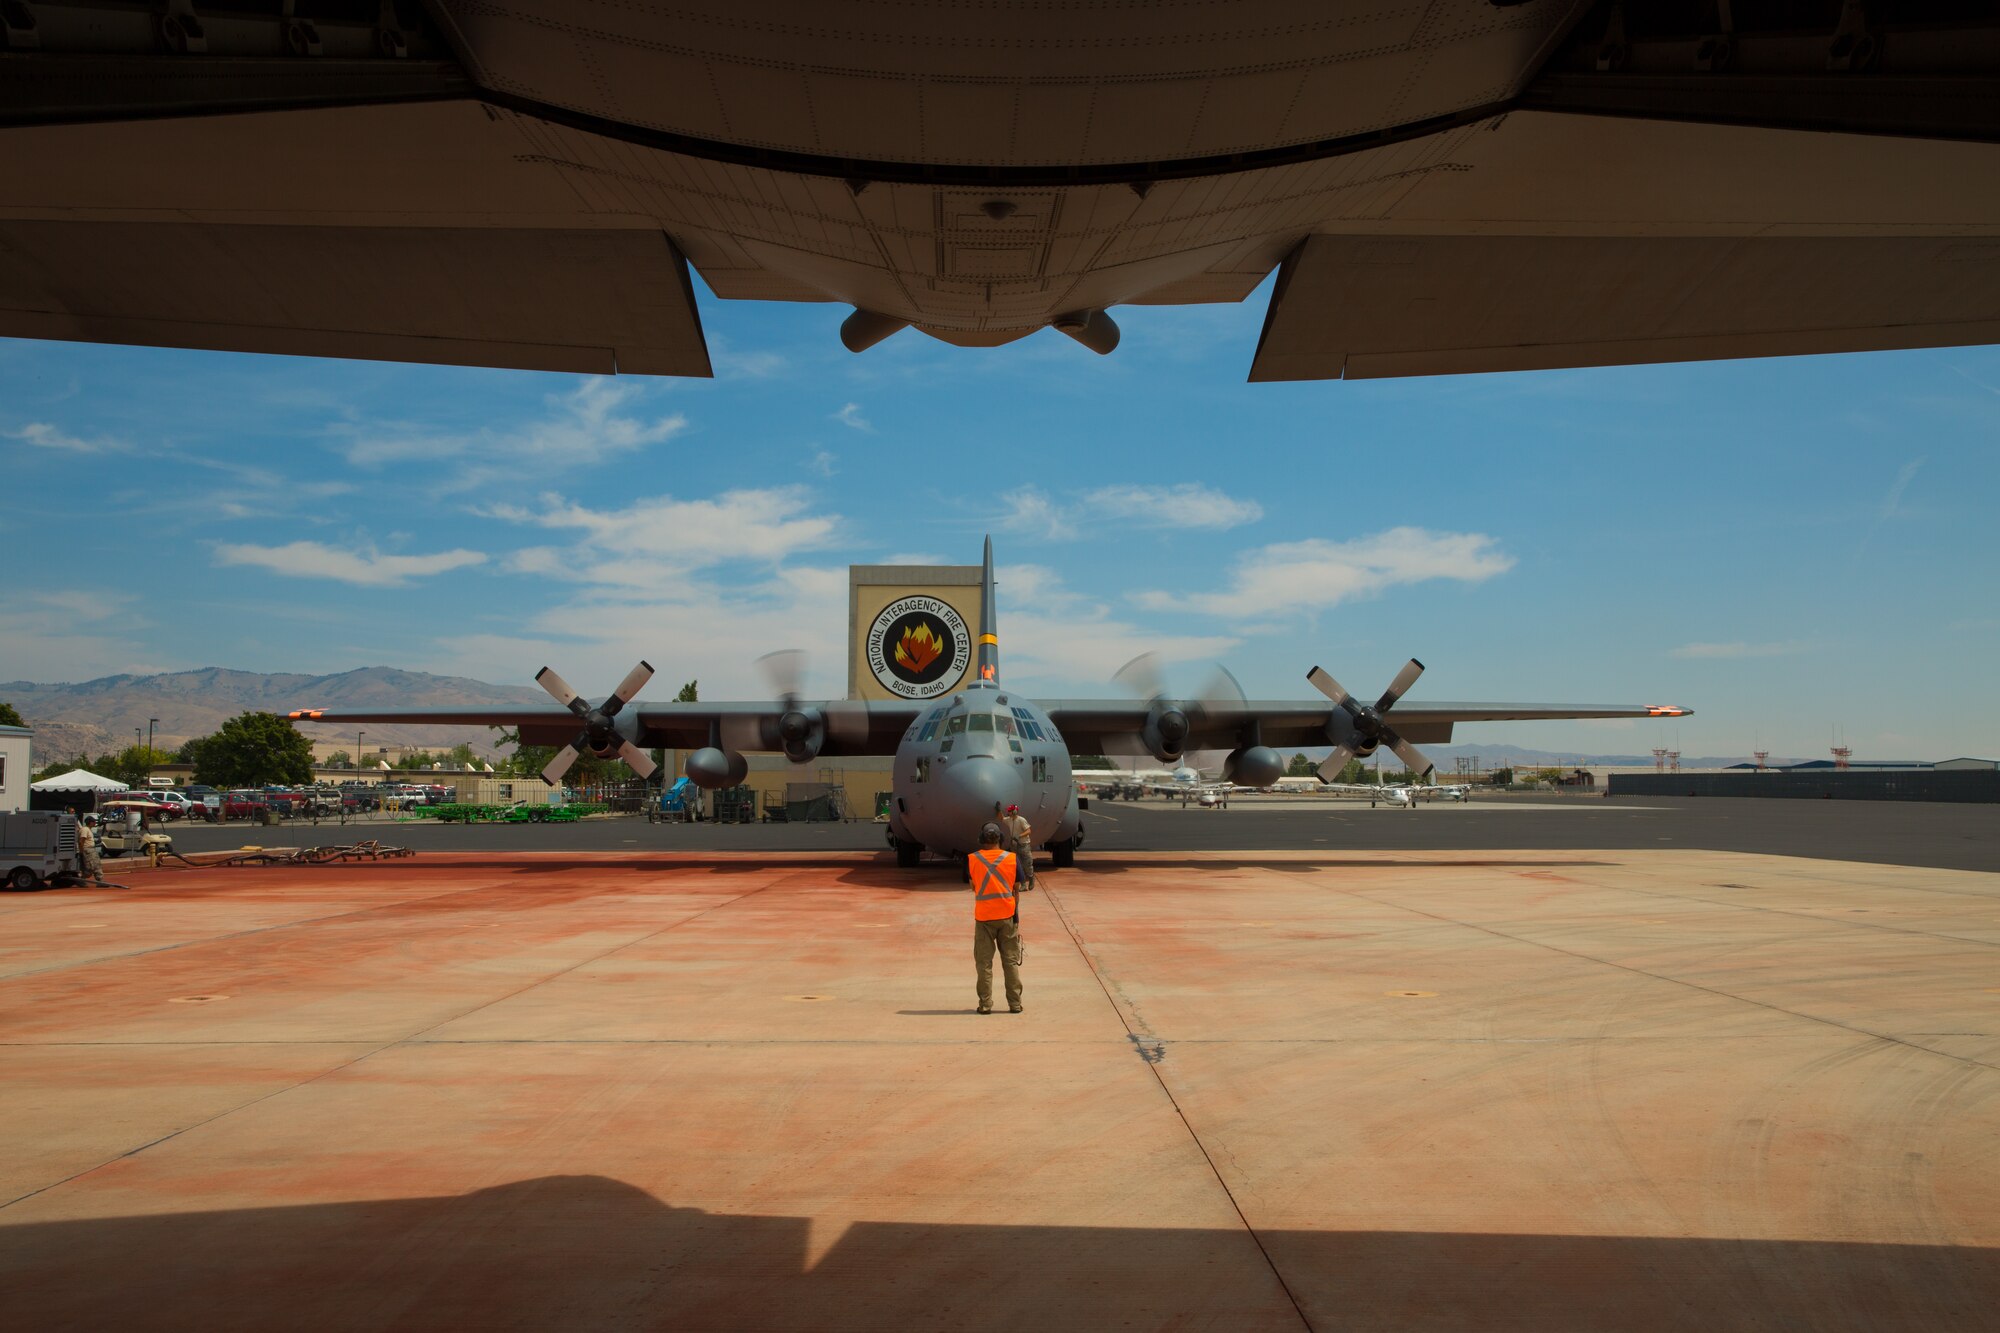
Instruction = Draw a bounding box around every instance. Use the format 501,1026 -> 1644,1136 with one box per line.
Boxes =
847,563 -> 983,703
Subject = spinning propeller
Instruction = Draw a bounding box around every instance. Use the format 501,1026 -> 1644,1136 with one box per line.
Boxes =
757,650 -> 870,765
534,660 -> 658,786
1308,658 -> 1434,782
1111,653 -> 1246,766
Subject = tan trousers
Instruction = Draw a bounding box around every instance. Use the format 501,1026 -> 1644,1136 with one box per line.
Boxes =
973,918 -> 1023,1010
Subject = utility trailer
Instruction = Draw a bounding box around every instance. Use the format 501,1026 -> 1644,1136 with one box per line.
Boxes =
0,811 -> 83,889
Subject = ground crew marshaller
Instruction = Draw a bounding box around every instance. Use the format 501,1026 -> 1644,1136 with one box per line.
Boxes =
969,823 -> 1023,1014
1002,803 -> 1035,891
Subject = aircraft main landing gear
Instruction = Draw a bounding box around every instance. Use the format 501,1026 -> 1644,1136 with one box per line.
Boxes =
893,837 -> 923,869
1049,836 -> 1077,868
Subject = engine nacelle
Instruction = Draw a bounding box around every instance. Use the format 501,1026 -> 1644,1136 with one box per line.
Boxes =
1140,703 -> 1190,762
685,747 -> 748,789
1324,708 -> 1377,757
1224,745 -> 1284,789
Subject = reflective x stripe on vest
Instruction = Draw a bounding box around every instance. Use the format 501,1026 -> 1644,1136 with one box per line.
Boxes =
969,850 -> 1017,920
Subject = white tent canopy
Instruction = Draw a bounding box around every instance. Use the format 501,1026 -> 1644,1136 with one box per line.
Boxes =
30,768 -> 126,792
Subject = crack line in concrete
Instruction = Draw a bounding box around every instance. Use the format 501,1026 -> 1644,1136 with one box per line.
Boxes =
1040,876 -> 1315,1333
1333,886 -> 2000,1077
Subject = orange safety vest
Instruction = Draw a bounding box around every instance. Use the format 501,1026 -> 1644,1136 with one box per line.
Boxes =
968,849 -> 1018,920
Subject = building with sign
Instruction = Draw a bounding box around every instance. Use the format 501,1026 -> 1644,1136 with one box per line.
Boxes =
848,563 -> 985,704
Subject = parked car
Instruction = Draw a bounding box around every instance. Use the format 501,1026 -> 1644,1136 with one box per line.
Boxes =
150,792 -> 197,820
341,786 -> 382,812
218,791 -> 268,819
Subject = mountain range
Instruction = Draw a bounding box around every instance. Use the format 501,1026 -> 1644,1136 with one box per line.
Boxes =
0,667 -> 546,762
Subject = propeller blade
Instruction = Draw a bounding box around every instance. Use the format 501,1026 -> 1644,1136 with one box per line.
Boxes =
605,660 -> 655,711
1375,658 -> 1425,714
540,746 -> 580,786
1316,745 -> 1357,781
536,666 -> 585,714
1306,666 -> 1351,708
1387,734 -> 1435,781
1113,652 -> 1166,702
757,649 -> 805,703
1191,664 -> 1246,729
616,740 -> 658,780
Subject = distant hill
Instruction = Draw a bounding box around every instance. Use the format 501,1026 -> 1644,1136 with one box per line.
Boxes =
0,667 -> 547,762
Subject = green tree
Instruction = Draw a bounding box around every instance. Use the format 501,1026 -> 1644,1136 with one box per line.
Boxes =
1491,767 -> 1514,786
324,750 -> 352,768
1333,758 -> 1364,783
187,712 -> 313,787
89,744 -> 176,788
446,742 -> 478,769
1286,752 -> 1316,777
1071,755 -> 1116,770
392,750 -> 439,770
0,701 -> 25,728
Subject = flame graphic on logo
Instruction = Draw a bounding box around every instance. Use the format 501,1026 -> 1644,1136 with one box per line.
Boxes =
894,622 -> 944,674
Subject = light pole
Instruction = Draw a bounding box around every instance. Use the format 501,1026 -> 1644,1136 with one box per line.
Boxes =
147,717 -> 158,757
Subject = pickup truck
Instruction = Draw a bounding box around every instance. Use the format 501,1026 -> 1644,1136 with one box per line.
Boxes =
217,791 -> 268,819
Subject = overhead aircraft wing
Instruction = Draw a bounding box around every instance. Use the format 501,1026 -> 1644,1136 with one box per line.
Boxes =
1039,700 -> 1688,753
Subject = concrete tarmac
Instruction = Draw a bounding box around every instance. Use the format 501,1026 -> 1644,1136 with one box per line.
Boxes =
4,817 -> 1996,1328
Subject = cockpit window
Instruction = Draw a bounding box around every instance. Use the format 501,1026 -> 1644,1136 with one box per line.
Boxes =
968,714 -> 994,732
945,716 -> 967,736
917,719 -> 939,742
995,715 -> 1016,736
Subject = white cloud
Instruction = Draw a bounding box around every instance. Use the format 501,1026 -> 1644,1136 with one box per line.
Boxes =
1086,484 -> 1263,530
1136,528 -> 1513,619
808,447 -> 838,478
338,378 -> 687,488
6,422 -> 125,454
213,541 -> 486,588
1880,456 -> 1924,519
998,490 -> 1076,541
483,487 -> 841,588
994,563 -> 1238,689
1670,641 -> 1809,660
995,483 -> 1261,541
832,402 -> 873,432
717,349 -> 788,379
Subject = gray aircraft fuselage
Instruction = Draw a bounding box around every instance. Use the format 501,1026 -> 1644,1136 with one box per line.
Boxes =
886,680 -> 1079,863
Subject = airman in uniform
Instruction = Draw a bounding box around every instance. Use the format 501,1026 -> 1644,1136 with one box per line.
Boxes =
968,823 -> 1023,1014
1002,803 -> 1036,890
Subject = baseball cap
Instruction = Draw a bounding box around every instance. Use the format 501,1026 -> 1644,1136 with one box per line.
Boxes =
980,822 -> 1003,843
1005,804 -> 1020,813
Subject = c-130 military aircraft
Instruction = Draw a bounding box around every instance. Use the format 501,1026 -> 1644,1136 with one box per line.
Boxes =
291,539 -> 1688,870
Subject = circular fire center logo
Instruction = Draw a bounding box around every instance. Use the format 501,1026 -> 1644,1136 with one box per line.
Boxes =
867,596 -> 971,699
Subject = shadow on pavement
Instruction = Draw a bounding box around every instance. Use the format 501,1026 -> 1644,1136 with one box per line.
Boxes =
3,1175 -> 1992,1331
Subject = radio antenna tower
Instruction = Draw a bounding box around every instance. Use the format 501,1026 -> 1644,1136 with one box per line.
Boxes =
1831,745 -> 1852,771
1652,747 -> 1669,773
1753,750 -> 1769,771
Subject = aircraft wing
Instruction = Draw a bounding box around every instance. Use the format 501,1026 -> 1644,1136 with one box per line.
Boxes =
287,701 -> 920,755
1038,700 -> 1689,754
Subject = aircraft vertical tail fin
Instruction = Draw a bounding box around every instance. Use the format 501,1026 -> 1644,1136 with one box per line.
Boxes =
978,535 -> 999,684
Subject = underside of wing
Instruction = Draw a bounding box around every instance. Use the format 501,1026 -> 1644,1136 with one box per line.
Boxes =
1043,700 -> 1688,752
1250,232 -> 2000,382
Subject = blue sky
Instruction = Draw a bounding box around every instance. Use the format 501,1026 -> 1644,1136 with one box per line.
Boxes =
3,275 -> 1996,761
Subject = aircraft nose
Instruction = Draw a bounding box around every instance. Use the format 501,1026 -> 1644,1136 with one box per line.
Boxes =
935,757 -> 1021,843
